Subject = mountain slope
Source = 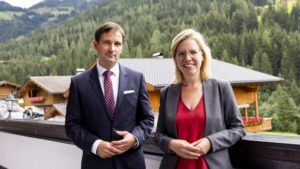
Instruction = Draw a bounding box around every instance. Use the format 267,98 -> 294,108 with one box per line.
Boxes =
0,0 -> 107,43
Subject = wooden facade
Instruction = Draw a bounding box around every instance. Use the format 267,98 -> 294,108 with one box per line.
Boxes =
0,81 -> 21,100
19,81 -> 68,107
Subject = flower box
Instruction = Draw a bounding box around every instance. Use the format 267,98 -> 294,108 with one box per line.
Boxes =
29,97 -> 44,103
243,117 -> 264,127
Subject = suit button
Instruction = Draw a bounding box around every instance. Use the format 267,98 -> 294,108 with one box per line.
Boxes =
113,128 -> 116,132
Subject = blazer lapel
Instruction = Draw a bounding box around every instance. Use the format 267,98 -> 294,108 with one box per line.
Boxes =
166,84 -> 181,139
203,79 -> 211,137
89,65 -> 112,121
114,64 -> 127,117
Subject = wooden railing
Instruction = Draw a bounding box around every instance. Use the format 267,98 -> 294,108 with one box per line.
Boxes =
0,119 -> 299,169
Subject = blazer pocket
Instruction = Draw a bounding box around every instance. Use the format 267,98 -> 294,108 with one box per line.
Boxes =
123,93 -> 137,107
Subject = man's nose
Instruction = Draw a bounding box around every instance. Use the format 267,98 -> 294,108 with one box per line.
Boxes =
109,44 -> 116,51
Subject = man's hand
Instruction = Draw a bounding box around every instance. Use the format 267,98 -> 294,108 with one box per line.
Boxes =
191,138 -> 211,156
97,141 -> 122,158
169,139 -> 201,159
111,131 -> 136,154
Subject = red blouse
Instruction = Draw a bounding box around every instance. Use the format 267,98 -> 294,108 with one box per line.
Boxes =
175,96 -> 209,169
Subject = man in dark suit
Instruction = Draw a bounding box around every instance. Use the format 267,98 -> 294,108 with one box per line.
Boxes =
65,22 -> 154,169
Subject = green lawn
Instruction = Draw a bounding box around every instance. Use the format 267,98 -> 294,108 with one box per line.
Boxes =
0,11 -> 23,20
31,7 -> 74,17
274,0 -> 298,13
258,131 -> 300,136
256,0 -> 298,22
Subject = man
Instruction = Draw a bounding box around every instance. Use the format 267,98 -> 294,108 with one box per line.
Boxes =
65,22 -> 154,169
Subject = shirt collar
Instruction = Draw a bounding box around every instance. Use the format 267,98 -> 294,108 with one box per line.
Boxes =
96,60 -> 119,77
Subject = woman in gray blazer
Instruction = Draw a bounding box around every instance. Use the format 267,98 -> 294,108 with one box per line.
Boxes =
154,29 -> 246,169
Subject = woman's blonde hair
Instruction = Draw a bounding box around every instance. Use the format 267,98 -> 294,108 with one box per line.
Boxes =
171,29 -> 211,83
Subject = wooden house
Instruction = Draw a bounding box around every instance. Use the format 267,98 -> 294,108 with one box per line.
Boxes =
15,76 -> 71,114
0,81 -> 21,100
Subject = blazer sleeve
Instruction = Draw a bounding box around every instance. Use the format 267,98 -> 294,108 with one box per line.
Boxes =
206,81 -> 246,153
131,74 -> 154,147
65,77 -> 99,154
154,86 -> 174,154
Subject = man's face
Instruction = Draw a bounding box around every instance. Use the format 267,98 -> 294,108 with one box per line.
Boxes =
93,30 -> 123,69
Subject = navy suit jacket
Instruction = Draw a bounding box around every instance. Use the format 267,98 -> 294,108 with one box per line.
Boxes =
65,64 -> 154,169
154,78 -> 246,169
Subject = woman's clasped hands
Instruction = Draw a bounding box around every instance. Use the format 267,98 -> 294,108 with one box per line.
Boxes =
169,138 -> 211,160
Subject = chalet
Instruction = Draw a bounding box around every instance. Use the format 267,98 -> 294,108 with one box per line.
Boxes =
0,81 -> 21,99
15,76 -> 71,114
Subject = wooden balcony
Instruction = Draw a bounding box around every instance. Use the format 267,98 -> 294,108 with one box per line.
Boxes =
0,118 -> 299,169
245,118 -> 272,133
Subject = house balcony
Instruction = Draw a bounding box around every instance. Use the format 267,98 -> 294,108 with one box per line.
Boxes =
0,118 -> 299,169
245,118 -> 272,133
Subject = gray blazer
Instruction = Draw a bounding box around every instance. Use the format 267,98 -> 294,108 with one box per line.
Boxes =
154,78 -> 246,169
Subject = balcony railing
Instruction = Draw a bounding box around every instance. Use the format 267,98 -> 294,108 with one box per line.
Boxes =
0,118 -> 299,169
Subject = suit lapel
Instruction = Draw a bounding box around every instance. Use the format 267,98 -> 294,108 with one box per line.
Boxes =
203,79 -> 211,137
114,64 -> 127,117
89,65 -> 112,121
166,84 -> 181,139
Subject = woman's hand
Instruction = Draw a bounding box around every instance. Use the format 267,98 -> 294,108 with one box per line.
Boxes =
191,138 -> 211,155
169,139 -> 201,159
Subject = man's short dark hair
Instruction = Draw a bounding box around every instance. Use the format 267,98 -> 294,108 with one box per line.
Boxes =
94,22 -> 125,43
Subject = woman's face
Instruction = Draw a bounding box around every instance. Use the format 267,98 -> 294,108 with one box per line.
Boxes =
175,38 -> 204,79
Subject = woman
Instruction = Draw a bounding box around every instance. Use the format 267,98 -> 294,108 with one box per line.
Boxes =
154,29 -> 246,169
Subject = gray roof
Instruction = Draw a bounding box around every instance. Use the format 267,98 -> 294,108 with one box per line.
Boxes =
0,81 -> 21,87
119,58 -> 174,88
119,58 -> 283,88
53,103 -> 67,115
30,76 -> 72,94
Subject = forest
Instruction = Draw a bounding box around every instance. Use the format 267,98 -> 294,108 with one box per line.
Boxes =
0,0 -> 299,134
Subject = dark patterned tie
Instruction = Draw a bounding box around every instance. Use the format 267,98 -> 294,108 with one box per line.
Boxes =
103,70 -> 115,119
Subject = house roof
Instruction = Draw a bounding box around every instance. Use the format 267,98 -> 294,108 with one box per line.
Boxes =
0,81 -> 21,88
44,103 -> 67,119
16,76 -> 72,97
118,58 -> 283,88
53,103 -> 67,115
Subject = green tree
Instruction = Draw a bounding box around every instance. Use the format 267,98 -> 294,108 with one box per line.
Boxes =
260,53 -> 273,74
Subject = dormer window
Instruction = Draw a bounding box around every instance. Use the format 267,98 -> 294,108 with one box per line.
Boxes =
28,90 -> 38,97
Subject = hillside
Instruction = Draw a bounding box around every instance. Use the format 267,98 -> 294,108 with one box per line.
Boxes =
0,0 -> 108,43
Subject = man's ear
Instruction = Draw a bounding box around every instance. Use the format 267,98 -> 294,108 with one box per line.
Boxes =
92,40 -> 98,50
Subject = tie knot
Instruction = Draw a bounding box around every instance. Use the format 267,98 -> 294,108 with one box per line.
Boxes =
103,70 -> 112,78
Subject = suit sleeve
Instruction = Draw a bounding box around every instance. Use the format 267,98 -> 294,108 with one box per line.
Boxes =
206,82 -> 246,153
131,74 -> 154,147
65,77 -> 99,154
154,87 -> 174,154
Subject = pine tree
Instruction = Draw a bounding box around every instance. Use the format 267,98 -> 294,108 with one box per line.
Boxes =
260,53 -> 273,74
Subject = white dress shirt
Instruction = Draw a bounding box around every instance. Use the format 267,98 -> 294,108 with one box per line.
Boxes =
91,61 -> 119,155
91,61 -> 138,155
97,61 -> 119,106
